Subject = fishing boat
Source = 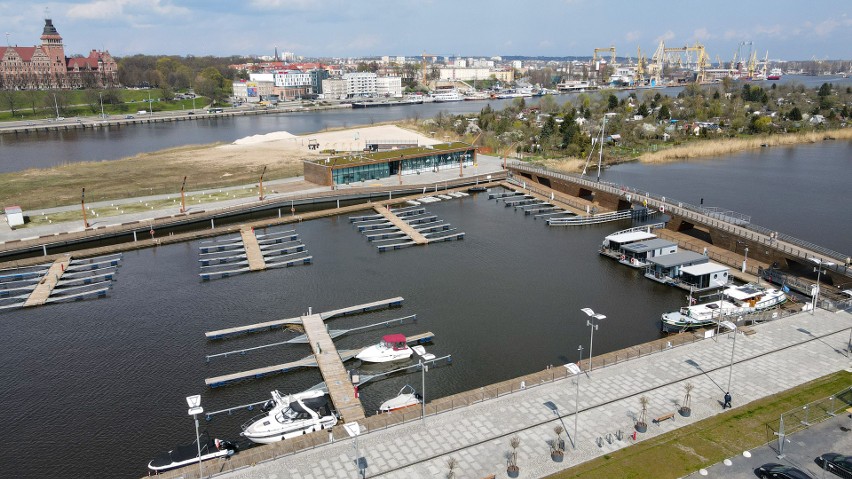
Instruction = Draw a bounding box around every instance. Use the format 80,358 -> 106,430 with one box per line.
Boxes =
661,283 -> 786,332
148,432 -> 237,472
355,334 -> 413,363
378,384 -> 422,413
241,390 -> 337,444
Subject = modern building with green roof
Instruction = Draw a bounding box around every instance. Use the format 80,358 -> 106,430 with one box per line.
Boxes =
303,142 -> 477,186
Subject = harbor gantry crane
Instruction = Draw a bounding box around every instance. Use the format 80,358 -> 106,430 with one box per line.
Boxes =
647,41 -> 666,86
592,46 -> 617,81
634,46 -> 647,84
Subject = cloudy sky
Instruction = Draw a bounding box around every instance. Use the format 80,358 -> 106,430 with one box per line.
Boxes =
0,0 -> 849,60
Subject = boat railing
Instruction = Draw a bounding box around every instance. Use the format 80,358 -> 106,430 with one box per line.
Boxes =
509,162 -> 851,275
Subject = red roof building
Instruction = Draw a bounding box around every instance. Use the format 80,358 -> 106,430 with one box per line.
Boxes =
0,18 -> 119,90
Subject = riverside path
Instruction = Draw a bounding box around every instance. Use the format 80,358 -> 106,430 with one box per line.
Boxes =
205,308 -> 852,479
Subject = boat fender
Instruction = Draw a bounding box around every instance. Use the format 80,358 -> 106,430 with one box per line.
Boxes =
630,258 -> 635,265
620,255 -> 626,261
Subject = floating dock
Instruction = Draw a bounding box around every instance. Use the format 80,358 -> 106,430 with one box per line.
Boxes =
373,206 -> 428,245
23,255 -> 72,307
204,296 -> 405,339
240,227 -> 266,271
302,313 -> 366,422
204,331 -> 434,388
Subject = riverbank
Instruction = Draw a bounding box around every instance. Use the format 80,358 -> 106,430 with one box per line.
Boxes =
0,124 -> 439,211
638,128 -> 852,163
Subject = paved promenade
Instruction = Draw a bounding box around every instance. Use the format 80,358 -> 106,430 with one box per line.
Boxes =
213,308 -> 852,479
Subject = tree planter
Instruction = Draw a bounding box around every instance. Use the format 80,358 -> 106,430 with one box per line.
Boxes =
551,450 -> 564,462
679,407 -> 692,417
635,421 -> 648,433
507,465 -> 520,478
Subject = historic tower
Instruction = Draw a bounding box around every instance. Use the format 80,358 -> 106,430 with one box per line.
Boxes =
40,18 -> 67,79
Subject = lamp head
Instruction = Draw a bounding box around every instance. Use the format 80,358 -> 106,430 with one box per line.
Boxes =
186,395 -> 203,415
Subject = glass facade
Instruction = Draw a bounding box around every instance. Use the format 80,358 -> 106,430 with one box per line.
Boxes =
331,150 -> 475,185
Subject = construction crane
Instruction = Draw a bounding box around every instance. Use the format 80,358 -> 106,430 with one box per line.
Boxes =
647,41 -> 666,86
634,46 -> 646,84
593,46 -> 617,65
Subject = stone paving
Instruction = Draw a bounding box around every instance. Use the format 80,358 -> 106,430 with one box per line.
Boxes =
213,308 -> 852,479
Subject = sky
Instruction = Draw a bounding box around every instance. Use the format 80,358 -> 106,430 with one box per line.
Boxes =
0,0 -> 849,61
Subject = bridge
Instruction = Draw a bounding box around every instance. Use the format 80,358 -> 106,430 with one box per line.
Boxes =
508,162 -> 852,299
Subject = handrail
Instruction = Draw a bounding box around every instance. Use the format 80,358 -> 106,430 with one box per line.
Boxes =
509,162 -> 851,276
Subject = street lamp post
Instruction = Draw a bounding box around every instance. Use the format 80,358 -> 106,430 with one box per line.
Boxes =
726,319 -> 740,394
98,92 -> 105,119
742,247 -> 749,273
420,359 -> 427,423
810,257 -> 834,315
186,395 -> 204,479
580,308 -> 606,372
573,344 -> 583,449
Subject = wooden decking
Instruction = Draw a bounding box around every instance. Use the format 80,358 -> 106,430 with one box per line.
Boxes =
302,313 -> 366,423
240,226 -> 266,271
373,205 -> 428,245
23,255 -> 71,307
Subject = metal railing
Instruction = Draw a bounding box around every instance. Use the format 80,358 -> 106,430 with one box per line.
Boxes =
509,162 -> 851,277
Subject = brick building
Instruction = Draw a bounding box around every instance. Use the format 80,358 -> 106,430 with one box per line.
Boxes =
0,18 -> 119,90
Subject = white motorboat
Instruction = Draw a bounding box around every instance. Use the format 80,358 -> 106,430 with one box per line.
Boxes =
148,432 -> 237,472
661,283 -> 786,332
241,390 -> 337,444
355,334 -> 413,363
429,89 -> 462,102
378,384 -> 422,413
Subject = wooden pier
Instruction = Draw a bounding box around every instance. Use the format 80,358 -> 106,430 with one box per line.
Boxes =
23,255 -> 71,307
302,313 -> 366,423
240,226 -> 266,271
205,296 -> 404,339
373,205 -> 428,245
204,331 -> 433,388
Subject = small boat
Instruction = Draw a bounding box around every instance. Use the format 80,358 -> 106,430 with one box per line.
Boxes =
661,283 -> 786,332
379,384 -> 422,413
148,432 -> 237,472
241,390 -> 337,444
356,334 -> 413,363
767,68 -> 782,80
468,186 -> 487,192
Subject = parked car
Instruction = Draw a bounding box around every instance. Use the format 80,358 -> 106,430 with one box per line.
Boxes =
125,115 -> 135,119
818,453 -> 852,478
757,463 -> 813,479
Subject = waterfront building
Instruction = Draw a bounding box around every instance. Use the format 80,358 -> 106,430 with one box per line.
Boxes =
0,18 -> 119,90
321,78 -> 347,100
344,72 -> 377,97
303,142 -> 477,186
376,76 -> 403,97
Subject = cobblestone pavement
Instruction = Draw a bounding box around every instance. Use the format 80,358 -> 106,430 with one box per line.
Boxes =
215,309 -> 852,479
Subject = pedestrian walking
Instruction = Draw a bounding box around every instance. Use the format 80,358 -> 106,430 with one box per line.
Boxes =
723,392 -> 732,409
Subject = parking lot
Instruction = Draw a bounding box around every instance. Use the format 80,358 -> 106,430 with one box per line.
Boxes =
687,407 -> 852,478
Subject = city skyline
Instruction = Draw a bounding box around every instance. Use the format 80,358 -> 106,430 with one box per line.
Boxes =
0,0 -> 849,61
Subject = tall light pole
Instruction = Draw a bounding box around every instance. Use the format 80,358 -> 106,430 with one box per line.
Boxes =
581,308 -> 606,372
573,344 -> 583,449
420,359 -> 428,423
742,247 -> 749,273
810,257 -> 834,315
726,319 -> 740,394
98,92 -> 105,119
186,395 -> 204,479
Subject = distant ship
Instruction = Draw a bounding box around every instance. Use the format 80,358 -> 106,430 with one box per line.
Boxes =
767,68 -> 782,81
429,88 -> 462,102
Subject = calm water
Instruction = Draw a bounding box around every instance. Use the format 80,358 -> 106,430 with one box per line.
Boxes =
599,140 -> 852,256
0,191 -> 686,478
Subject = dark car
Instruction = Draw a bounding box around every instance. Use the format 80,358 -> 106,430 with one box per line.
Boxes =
756,463 -> 813,479
818,453 -> 852,478
187,111 -> 195,115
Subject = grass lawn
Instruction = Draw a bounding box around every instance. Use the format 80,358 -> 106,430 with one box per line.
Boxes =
547,370 -> 852,479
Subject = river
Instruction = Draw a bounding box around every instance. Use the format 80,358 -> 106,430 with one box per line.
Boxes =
2,75 -> 848,173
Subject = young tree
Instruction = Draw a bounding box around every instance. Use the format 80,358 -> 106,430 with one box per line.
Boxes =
657,104 -> 671,121
788,106 -> 803,121
637,103 -> 649,117
607,93 -> 618,110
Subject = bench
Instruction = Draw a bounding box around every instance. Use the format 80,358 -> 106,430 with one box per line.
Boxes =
653,412 -> 675,424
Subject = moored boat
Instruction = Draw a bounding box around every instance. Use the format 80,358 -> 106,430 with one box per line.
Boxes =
661,283 -> 786,332
148,432 -> 237,472
241,390 -> 337,444
356,334 -> 413,363
378,384 -> 422,413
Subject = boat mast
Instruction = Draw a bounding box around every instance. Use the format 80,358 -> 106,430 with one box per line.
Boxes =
596,116 -> 606,182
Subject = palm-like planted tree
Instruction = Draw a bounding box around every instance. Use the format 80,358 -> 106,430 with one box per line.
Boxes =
679,383 -> 694,417
507,435 -> 521,476
636,395 -> 650,432
551,425 -> 565,461
445,457 -> 458,479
